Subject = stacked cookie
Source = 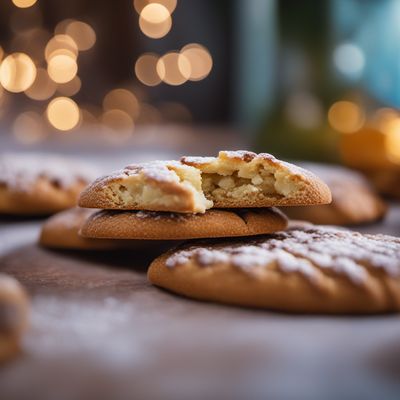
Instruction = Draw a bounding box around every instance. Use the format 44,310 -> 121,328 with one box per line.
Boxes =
41,150 -> 400,314
76,151 -> 330,242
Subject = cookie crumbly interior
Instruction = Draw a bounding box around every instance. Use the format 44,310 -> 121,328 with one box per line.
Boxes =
102,155 -> 306,213
108,163 -> 212,213
193,157 -> 303,203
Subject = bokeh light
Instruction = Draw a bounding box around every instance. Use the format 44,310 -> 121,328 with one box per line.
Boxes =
180,43 -> 213,81
55,19 -> 75,35
0,52 -> 37,93
333,43 -> 365,77
103,89 -> 140,119
13,111 -> 46,144
101,109 -> 134,131
46,97 -> 80,131
65,21 -> 96,51
47,54 -> 78,83
135,53 -> 162,86
328,101 -> 365,133
57,76 -> 81,96
381,116 -> 400,163
156,52 -> 191,85
101,109 -> 134,143
139,3 -> 172,39
25,67 -> 57,100
134,0 -> 177,14
45,35 -> 78,61
12,0 -> 37,9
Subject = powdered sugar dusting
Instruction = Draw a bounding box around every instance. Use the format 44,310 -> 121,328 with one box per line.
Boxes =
180,156 -> 215,165
165,226 -> 400,286
0,153 -> 98,192
91,160 -> 195,190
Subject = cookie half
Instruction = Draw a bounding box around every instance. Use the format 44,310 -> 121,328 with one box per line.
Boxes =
80,208 -> 288,240
283,163 -> 387,225
79,150 -> 331,213
0,274 -> 29,362
148,225 -> 400,314
0,153 -> 98,215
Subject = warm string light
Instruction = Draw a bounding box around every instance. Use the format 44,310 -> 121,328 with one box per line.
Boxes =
134,0 -> 177,14
45,35 -> 78,61
180,43 -> 213,81
101,109 -> 134,142
12,0 -> 37,9
139,3 -> 172,39
24,67 -> 56,100
0,52 -> 37,93
103,88 -> 140,120
372,108 -> 400,164
156,52 -> 191,85
133,0 -> 213,86
47,54 -> 78,83
46,97 -> 80,131
2,2 -> 198,144
134,44 -> 213,87
65,21 -> 96,51
135,53 -> 162,86
327,101 -> 365,133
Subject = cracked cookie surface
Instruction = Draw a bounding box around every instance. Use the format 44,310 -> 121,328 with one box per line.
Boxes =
148,225 -> 400,314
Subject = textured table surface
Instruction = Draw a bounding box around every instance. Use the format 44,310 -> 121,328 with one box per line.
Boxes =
0,207 -> 400,400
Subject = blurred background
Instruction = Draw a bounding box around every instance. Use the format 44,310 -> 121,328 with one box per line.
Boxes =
0,0 -> 400,194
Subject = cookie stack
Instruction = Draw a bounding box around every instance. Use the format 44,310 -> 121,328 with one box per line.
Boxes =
40,150 -> 400,314
76,151 -> 330,243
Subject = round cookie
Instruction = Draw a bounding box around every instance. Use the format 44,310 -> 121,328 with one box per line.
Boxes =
39,208 -> 176,251
0,274 -> 29,362
0,153 -> 98,215
80,208 -> 288,240
283,163 -> 387,225
148,225 -> 400,314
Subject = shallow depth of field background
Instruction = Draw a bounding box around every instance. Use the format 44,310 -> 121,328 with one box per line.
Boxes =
0,0 -> 399,175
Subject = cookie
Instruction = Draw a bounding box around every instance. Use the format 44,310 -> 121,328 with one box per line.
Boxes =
0,153 -> 98,215
283,163 -> 387,225
148,225 -> 400,314
0,274 -> 29,362
40,207 -> 175,251
80,208 -> 288,240
79,150 -> 331,213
